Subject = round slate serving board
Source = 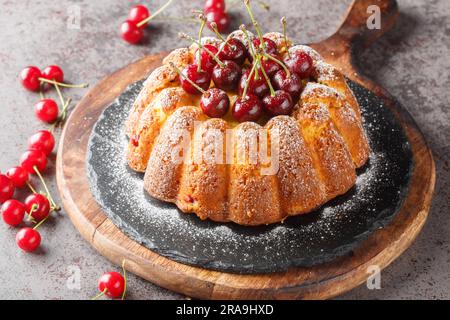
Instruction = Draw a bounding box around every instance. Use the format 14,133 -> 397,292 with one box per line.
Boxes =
56,0 -> 436,299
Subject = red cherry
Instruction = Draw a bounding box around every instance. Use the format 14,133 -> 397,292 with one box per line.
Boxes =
34,99 -> 59,123
262,90 -> 294,116
204,0 -> 226,13
272,70 -> 303,101
238,68 -> 269,98
6,167 -> 29,188
20,66 -> 42,91
195,44 -> 219,73
200,88 -> 230,118
120,20 -> 144,44
218,38 -> 248,65
260,54 -> 282,77
206,10 -> 230,34
98,272 -> 125,298
24,193 -> 50,221
128,5 -> 150,28
1,200 -> 25,226
28,130 -> 55,156
180,64 -> 211,95
42,65 -> 64,83
232,94 -> 263,122
20,150 -> 47,174
16,227 -> 41,252
0,175 -> 15,204
212,60 -> 242,91
283,52 -> 314,79
252,38 -> 278,56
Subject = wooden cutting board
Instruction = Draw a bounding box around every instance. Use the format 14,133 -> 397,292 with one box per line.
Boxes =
56,0 -> 435,299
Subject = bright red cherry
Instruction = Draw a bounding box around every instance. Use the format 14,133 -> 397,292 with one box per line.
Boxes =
24,193 -> 50,221
232,94 -> 263,122
120,20 -> 144,44
283,52 -> 314,79
238,68 -> 269,98
34,99 -> 59,123
206,10 -> 230,34
252,38 -> 278,55
260,54 -> 282,77
0,175 -> 15,204
204,0 -> 226,13
1,200 -> 25,226
128,5 -> 150,28
272,70 -> 303,101
98,272 -> 125,298
16,227 -> 41,252
180,64 -> 211,95
20,150 -> 47,174
212,60 -> 242,91
28,130 -> 55,156
200,88 -> 230,118
218,38 -> 248,65
20,66 -> 42,91
42,65 -> 64,83
262,90 -> 294,116
195,44 -> 219,73
6,167 -> 29,188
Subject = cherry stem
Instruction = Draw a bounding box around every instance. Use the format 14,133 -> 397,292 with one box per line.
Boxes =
244,0 -> 266,51
242,59 -> 258,98
91,288 -> 107,300
33,166 -> 60,212
258,56 -> 275,96
54,82 -> 65,109
33,215 -> 49,230
180,33 -> 225,67
50,97 -> 72,132
197,16 -> 207,73
150,16 -> 197,24
26,181 -> 37,194
169,62 -> 206,94
39,78 -> 88,89
121,260 -> 127,300
137,0 -> 174,28
39,82 -> 45,100
210,22 -> 231,47
281,17 -> 290,57
262,52 -> 291,77
27,204 -> 38,222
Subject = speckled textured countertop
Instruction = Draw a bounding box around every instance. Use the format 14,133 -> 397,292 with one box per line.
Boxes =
0,0 -> 449,300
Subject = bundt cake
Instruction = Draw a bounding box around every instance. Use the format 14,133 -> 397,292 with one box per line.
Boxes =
124,9 -> 370,226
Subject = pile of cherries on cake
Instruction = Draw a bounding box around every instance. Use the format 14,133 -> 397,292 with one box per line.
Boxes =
173,1 -> 314,123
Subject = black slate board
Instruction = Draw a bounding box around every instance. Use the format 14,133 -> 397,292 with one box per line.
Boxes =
86,79 -> 413,274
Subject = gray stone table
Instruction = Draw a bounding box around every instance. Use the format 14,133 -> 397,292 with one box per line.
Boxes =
0,0 -> 448,300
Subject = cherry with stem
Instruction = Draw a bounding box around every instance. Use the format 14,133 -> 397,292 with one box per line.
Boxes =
136,0 -> 174,28
281,17 -> 290,56
33,166 -> 60,212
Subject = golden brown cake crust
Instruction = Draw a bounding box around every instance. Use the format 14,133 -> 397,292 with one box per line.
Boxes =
125,37 -> 370,226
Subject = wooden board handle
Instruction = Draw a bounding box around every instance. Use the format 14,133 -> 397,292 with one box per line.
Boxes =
333,0 -> 399,49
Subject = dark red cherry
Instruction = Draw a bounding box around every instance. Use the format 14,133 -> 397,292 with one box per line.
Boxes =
232,94 -> 263,122
283,52 -> 314,79
180,64 -> 211,95
205,10 -> 230,34
195,44 -> 219,73
272,70 -> 303,101
218,38 -> 247,65
262,90 -> 294,116
260,54 -> 282,77
238,68 -> 269,98
212,60 -> 242,91
204,0 -> 226,13
200,88 -> 230,118
252,38 -> 278,55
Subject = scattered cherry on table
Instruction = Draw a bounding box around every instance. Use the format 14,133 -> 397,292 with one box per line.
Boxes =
16,227 -> 41,252
34,99 -> 59,123
6,167 -> 29,188
1,199 -> 25,227
0,174 -> 15,204
20,150 -> 47,174
20,66 -> 42,91
28,130 -> 55,156
42,65 -> 64,83
128,5 -> 150,28
120,21 -> 144,44
24,193 -> 51,221
98,271 -> 125,298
